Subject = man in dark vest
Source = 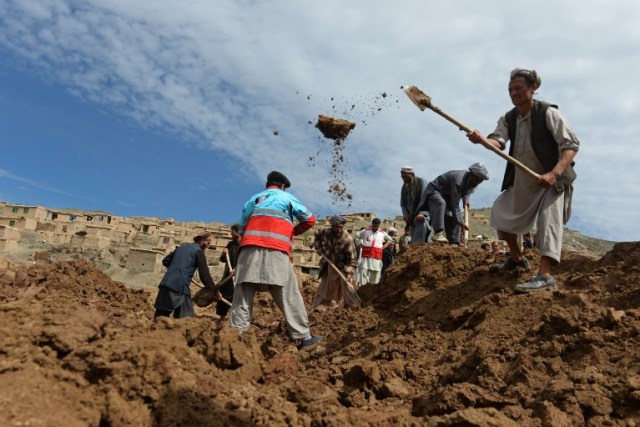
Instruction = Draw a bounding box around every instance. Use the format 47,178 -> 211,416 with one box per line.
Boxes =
400,166 -> 430,243
154,231 -> 216,318
468,67 -> 579,293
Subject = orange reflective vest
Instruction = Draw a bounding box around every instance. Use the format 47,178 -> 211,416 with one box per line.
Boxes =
239,186 -> 316,255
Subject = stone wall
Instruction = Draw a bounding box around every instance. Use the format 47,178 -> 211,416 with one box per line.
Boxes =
126,248 -> 165,272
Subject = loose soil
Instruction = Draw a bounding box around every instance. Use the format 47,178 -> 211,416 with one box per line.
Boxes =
1,242 -> 639,426
307,91 -> 400,208
312,114 -> 356,206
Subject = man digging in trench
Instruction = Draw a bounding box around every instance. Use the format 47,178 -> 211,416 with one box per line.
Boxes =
312,215 -> 361,310
154,232 -> 216,319
230,171 -> 323,349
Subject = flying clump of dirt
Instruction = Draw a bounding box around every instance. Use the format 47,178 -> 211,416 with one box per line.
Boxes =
303,91 -> 400,207
312,114 -> 356,206
315,114 -> 356,141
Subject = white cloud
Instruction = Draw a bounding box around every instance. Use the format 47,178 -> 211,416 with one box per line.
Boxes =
0,168 -> 75,196
1,0 -> 640,241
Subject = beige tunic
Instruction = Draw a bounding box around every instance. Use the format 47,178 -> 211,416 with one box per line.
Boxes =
489,107 -> 579,262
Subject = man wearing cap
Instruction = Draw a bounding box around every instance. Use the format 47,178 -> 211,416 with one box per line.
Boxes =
426,163 -> 489,245
154,231 -> 216,319
231,171 -> 323,349
400,166 -> 430,243
468,67 -> 579,293
312,215 -> 360,309
355,218 -> 393,286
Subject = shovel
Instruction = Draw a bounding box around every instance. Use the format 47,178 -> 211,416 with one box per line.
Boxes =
320,254 -> 361,303
192,274 -> 233,307
224,251 -> 237,287
404,85 -> 541,181
463,205 -> 469,248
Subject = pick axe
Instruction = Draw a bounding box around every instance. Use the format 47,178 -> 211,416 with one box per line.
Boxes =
403,86 -> 541,181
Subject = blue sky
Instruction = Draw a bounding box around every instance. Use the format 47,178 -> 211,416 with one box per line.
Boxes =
1,1 -> 639,242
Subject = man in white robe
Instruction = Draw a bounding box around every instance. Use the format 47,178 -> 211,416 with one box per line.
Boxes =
468,68 -> 579,293
355,218 -> 393,287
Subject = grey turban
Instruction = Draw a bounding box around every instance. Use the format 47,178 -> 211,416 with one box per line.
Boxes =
329,215 -> 347,226
510,67 -> 541,88
468,162 -> 489,180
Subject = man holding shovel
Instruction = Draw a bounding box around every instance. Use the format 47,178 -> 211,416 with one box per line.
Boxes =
230,171 -> 323,349
426,163 -> 489,244
154,231 -> 216,319
467,67 -> 579,293
312,215 -> 360,310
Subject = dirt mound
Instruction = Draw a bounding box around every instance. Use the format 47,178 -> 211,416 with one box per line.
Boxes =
1,242 -> 639,426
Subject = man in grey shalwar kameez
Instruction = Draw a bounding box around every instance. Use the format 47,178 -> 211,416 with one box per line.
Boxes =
426,162 -> 489,244
400,166 -> 430,243
468,68 -> 579,293
230,171 -> 323,349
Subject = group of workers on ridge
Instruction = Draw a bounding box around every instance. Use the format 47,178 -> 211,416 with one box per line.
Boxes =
153,67 -> 579,349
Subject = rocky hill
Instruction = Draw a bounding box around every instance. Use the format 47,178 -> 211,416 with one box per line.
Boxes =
0,201 -> 636,426
468,207 -> 615,257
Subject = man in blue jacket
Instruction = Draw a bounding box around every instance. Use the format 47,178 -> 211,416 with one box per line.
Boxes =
231,171 -> 323,349
154,231 -> 216,319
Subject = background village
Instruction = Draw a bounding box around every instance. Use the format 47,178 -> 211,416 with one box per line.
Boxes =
0,201 -> 613,291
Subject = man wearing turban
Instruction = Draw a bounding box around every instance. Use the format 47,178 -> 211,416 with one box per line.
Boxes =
468,67 -> 579,293
425,163 -> 489,245
400,166 -> 430,243
312,215 -> 360,309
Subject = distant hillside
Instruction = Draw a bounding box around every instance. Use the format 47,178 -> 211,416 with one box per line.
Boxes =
0,201 -> 615,258
467,207 -> 615,258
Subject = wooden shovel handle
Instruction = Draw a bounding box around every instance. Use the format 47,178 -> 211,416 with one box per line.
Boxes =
224,251 -> 236,287
320,254 -> 358,295
427,103 -> 541,181
405,86 -> 542,181
463,206 -> 469,248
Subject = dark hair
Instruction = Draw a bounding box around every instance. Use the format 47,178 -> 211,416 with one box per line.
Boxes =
481,243 -> 490,250
265,181 -> 278,188
231,224 -> 239,232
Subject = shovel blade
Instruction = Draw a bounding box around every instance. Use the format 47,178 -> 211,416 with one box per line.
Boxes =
404,85 -> 431,111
